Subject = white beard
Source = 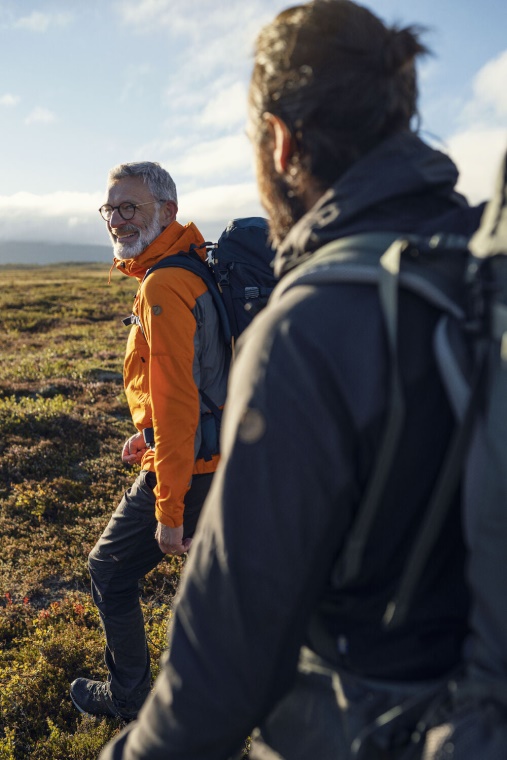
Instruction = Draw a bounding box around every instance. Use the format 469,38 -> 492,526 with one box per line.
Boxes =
111,207 -> 162,260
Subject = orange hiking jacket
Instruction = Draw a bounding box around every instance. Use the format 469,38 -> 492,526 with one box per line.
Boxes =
115,221 -> 229,527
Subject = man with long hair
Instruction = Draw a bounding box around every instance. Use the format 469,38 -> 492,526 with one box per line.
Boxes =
100,3 -> 486,757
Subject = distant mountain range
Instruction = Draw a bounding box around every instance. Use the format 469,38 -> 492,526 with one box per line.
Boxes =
0,241 -> 113,266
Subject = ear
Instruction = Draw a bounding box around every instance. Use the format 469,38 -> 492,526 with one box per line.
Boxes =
264,113 -> 293,174
160,200 -> 178,226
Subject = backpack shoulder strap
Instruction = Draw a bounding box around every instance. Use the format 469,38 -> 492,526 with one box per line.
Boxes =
273,232 -> 400,298
144,248 -> 233,346
276,232 -> 468,318
340,235 -> 408,584
139,249 -> 230,459
278,232 -> 406,585
278,232 -> 472,595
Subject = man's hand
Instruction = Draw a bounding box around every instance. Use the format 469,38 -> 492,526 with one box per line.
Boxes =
122,432 -> 148,464
155,522 -> 192,555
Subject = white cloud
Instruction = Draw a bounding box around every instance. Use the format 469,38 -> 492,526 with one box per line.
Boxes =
116,1 -> 277,79
133,132 -> 255,189
161,133 -> 253,183
115,0 -> 164,25
14,11 -> 72,33
201,82 -> 248,130
0,191 -> 106,245
117,0 -> 242,33
0,184 -> 264,247
24,107 -> 57,125
179,182 -> 262,222
0,191 -> 101,217
179,182 -> 264,241
443,51 -> 507,204
0,93 -> 20,107
195,12 -> 265,76
135,135 -> 189,159
469,50 -> 507,121
447,129 -> 507,204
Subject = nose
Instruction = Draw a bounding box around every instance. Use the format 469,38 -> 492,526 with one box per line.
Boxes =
109,207 -> 127,228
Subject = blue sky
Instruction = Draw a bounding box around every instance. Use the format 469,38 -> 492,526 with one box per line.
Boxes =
1,0 -> 506,249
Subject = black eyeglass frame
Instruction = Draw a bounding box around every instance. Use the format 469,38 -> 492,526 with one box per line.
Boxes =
98,200 -> 162,222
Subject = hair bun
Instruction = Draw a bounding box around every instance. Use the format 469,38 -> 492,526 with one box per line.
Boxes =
383,25 -> 428,75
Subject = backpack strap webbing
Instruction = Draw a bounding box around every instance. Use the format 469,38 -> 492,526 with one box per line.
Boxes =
341,237 -> 407,583
278,233 -> 405,585
144,247 -> 233,346
198,389 -> 223,422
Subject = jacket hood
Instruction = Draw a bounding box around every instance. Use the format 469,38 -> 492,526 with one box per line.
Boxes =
274,132 -> 471,278
114,221 -> 206,281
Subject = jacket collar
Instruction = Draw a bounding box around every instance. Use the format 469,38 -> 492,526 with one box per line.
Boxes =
114,220 -> 205,281
274,132 -> 468,278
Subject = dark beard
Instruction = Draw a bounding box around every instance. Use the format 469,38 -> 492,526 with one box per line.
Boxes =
258,149 -> 308,248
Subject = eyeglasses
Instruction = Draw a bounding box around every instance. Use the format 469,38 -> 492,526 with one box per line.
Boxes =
98,200 -> 161,222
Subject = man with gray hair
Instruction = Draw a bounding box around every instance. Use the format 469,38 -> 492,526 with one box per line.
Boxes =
70,161 -> 229,720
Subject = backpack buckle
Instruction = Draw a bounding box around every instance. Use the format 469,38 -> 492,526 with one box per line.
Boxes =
217,269 -> 230,286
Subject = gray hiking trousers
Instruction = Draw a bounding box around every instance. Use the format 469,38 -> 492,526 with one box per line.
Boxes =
88,469 -> 212,713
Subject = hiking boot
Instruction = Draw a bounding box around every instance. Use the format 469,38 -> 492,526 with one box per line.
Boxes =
70,678 -> 139,721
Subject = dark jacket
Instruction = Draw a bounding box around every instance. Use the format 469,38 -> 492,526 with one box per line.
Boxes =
99,133 -> 485,760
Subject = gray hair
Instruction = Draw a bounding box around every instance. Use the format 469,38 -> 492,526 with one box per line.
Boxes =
108,161 -> 178,205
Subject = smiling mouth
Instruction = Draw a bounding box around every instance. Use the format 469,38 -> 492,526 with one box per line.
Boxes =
114,229 -> 139,244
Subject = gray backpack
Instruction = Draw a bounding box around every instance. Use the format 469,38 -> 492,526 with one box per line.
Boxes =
277,147 -> 507,758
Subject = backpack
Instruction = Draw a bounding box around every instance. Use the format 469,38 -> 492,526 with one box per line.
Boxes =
145,216 -> 277,350
129,217 -> 277,458
274,148 -> 507,758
